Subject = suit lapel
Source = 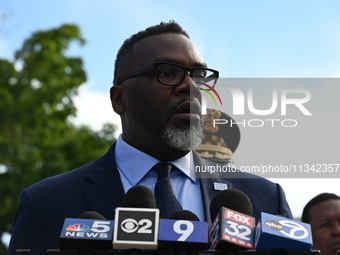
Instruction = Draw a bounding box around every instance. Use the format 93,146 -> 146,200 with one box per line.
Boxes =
81,143 -> 125,220
193,152 -> 233,225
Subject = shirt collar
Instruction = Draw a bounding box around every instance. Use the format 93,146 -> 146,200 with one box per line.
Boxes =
114,135 -> 197,186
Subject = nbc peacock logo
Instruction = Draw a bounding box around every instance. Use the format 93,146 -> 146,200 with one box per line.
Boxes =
66,223 -> 90,232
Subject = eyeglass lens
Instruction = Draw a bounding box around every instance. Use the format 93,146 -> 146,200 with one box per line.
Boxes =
156,63 -> 217,87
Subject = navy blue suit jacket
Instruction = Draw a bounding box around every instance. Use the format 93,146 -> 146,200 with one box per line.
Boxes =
8,143 -> 293,255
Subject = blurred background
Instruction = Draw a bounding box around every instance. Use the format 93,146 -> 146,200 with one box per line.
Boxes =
0,0 -> 339,253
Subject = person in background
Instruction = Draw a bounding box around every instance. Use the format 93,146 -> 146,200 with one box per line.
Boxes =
302,193 -> 340,255
195,108 -> 240,165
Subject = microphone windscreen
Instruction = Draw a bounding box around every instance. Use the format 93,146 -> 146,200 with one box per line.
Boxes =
78,211 -> 107,220
122,185 -> 156,208
168,210 -> 200,221
210,189 -> 253,221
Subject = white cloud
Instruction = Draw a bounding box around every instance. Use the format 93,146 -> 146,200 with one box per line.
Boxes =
0,37 -> 10,59
269,178 -> 340,219
69,86 -> 122,137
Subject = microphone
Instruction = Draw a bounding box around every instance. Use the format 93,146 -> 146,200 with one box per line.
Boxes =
122,185 -> 157,208
168,210 -> 200,221
59,211 -> 114,252
208,189 -> 256,254
113,185 -> 160,250
255,212 -> 313,251
78,211 -> 107,220
158,210 -> 208,252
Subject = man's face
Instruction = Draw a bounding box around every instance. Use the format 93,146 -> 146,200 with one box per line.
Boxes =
309,199 -> 340,255
119,33 -> 205,151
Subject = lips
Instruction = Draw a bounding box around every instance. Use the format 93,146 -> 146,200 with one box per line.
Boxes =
329,241 -> 340,250
173,101 -> 201,120
175,101 -> 200,114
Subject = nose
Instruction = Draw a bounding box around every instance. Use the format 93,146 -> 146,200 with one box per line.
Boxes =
332,222 -> 340,236
174,72 -> 201,98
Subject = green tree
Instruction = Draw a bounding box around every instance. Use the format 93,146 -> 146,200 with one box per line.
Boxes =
0,24 -> 116,254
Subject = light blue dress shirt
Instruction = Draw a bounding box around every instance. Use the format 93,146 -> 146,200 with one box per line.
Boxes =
114,135 -> 205,221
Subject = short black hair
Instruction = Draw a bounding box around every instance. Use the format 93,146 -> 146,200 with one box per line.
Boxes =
113,20 -> 190,85
301,193 -> 340,223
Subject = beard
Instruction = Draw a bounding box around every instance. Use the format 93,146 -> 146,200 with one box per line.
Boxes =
160,119 -> 203,151
125,86 -> 203,151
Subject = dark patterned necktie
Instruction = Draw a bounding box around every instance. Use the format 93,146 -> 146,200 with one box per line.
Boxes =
153,162 -> 183,218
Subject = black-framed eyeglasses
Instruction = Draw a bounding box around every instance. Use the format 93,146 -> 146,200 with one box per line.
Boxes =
117,62 -> 219,88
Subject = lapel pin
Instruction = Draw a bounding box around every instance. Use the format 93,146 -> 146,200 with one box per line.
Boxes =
214,182 -> 228,191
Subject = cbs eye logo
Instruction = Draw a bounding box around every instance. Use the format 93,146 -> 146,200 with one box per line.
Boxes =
121,218 -> 152,234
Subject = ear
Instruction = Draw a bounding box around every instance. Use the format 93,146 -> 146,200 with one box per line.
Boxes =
110,85 -> 125,115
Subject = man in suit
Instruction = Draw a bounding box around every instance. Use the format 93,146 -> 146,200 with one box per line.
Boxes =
8,21 -> 293,255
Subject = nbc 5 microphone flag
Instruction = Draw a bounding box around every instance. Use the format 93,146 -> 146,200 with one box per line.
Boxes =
60,218 -> 114,250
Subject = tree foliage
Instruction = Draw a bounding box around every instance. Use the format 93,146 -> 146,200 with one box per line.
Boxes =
0,24 -> 116,254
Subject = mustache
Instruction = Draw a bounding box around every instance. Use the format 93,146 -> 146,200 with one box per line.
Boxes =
167,97 -> 201,113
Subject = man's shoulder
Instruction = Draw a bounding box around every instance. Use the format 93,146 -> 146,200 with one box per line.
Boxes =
196,157 -> 278,192
26,143 -> 117,193
219,170 -> 277,189
26,161 -> 95,194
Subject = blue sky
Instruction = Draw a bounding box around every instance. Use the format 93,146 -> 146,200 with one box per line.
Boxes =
2,0 -> 340,92
1,0 -> 340,225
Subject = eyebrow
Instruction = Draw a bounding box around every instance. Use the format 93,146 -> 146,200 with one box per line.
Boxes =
152,57 -> 208,68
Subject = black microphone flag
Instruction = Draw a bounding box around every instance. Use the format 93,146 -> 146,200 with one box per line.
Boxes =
113,207 -> 159,250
